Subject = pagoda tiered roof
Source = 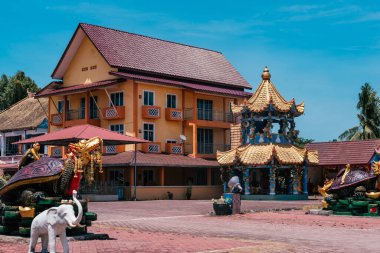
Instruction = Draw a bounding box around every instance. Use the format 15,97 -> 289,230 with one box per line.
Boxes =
217,143 -> 318,166
231,67 -> 304,116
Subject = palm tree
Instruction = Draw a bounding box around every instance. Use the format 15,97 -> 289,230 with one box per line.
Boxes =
339,83 -> 380,140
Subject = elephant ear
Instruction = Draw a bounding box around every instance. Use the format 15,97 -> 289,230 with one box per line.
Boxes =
47,207 -> 59,226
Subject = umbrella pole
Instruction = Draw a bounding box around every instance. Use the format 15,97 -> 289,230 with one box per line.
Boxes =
133,144 -> 137,201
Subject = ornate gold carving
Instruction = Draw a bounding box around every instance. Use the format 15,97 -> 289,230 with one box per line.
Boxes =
66,136 -> 103,184
18,143 -> 41,170
341,164 -> 350,185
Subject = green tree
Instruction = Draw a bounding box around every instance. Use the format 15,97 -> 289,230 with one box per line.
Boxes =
0,71 -> 39,110
294,137 -> 314,148
339,83 -> 380,140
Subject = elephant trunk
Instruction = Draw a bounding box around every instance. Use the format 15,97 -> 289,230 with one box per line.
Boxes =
72,190 -> 83,226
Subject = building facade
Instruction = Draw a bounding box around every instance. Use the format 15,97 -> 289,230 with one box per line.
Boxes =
0,95 -> 48,176
35,23 -> 251,200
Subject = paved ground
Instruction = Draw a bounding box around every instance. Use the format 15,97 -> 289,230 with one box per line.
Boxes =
1,199 -> 380,252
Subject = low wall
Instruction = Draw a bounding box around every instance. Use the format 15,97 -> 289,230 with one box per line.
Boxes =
82,194 -> 118,202
125,185 -> 223,200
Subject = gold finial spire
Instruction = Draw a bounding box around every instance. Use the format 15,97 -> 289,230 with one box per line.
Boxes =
261,66 -> 271,80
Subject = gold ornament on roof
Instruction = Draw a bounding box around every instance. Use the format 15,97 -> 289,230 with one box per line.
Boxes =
230,66 -> 304,116
261,66 -> 271,80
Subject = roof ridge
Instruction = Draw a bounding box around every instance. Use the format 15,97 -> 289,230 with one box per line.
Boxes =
307,139 -> 380,145
79,23 -> 223,54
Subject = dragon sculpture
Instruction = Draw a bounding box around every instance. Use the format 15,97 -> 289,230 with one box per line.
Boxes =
0,137 -> 103,237
0,137 -> 103,205
320,161 -> 380,209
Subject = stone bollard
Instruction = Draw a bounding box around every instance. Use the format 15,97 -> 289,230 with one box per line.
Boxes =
223,193 -> 241,214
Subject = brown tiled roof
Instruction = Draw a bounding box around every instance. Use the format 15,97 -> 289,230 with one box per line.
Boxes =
53,23 -> 251,89
0,97 -> 48,132
102,151 -> 219,168
35,79 -> 124,98
305,139 -> 380,166
111,72 -> 250,97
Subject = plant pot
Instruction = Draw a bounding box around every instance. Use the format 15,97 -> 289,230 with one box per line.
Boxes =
213,203 -> 232,215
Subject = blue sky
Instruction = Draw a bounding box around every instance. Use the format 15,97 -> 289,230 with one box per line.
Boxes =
1,1 -> 379,141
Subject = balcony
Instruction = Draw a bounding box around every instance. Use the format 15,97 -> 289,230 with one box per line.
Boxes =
103,106 -> 125,120
165,143 -> 183,154
165,108 -> 183,121
183,109 -> 234,128
104,145 -> 125,154
185,143 -> 231,158
50,114 -> 63,126
142,106 -> 161,119
142,142 -> 161,153
64,109 -> 100,127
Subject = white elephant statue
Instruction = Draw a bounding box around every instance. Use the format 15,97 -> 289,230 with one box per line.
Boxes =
28,190 -> 83,253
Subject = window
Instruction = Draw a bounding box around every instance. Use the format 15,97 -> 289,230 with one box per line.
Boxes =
197,99 -> 213,121
57,100 -> 63,113
110,92 -> 124,106
143,123 -> 154,141
166,139 -> 177,144
197,128 -> 213,154
89,96 -> 98,119
5,135 -> 21,155
80,97 -> 85,119
143,169 -> 155,186
143,91 -> 154,106
108,169 -> 125,186
110,124 -> 124,134
166,94 -> 177,108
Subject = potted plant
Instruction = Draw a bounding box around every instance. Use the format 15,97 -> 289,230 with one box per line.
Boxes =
212,196 -> 232,215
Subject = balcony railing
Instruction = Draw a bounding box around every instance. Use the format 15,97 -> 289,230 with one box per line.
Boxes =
51,114 -> 63,126
183,109 -> 234,123
142,142 -> 161,153
165,108 -> 183,121
184,143 -> 231,155
165,143 -> 183,154
103,106 -> 125,120
142,106 -> 161,119
66,109 -> 85,121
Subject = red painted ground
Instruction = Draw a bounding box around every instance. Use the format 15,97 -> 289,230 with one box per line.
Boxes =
1,200 -> 379,253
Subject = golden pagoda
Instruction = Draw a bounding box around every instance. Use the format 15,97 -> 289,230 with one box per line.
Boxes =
217,67 -> 318,198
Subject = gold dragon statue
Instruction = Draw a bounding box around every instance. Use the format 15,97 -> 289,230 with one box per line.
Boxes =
65,136 -> 103,184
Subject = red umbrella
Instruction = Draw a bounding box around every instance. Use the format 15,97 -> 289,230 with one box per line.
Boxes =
14,124 -> 148,146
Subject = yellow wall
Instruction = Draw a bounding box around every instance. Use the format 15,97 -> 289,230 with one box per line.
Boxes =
125,185 -> 222,200
63,36 -> 117,86
136,81 -> 183,151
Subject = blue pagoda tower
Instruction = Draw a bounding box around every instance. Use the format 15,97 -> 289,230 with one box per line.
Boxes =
217,67 -> 318,199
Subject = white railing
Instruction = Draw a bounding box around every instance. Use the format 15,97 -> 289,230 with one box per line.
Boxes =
148,143 -> 160,153
106,146 -> 117,154
148,108 -> 160,117
105,108 -> 118,118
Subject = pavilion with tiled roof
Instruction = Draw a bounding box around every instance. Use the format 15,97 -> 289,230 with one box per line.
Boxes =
217,67 -> 318,199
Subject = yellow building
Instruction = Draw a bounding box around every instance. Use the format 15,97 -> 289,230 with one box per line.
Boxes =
35,23 -> 251,200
